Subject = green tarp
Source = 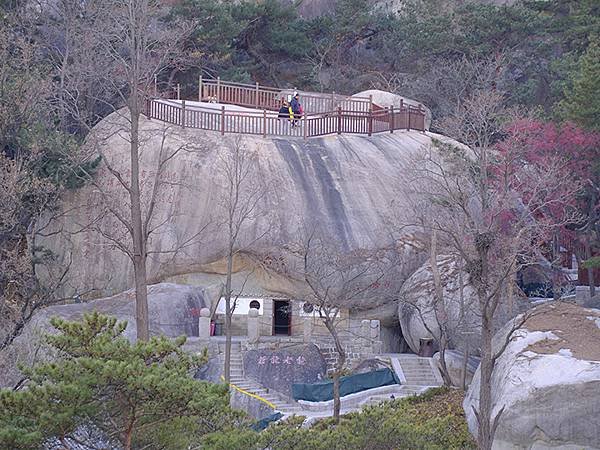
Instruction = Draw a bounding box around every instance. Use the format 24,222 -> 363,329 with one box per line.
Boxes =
252,412 -> 283,431
291,368 -> 400,402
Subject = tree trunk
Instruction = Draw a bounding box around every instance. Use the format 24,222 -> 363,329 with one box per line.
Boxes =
437,337 -> 453,387
477,312 -> 494,450
129,102 -> 149,342
461,345 -> 469,391
332,369 -> 342,422
430,230 -> 451,386
224,247 -> 233,383
552,232 -> 560,301
585,235 -> 596,298
324,316 -> 345,423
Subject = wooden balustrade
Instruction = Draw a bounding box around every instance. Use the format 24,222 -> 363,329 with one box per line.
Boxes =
144,77 -> 427,138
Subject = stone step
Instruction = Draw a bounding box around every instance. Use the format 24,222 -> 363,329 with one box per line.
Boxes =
233,384 -> 262,390
397,362 -> 434,367
403,375 -> 438,380
400,362 -> 434,367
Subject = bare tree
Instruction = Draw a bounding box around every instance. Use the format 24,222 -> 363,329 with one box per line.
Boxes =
216,136 -> 268,383
400,88 -> 580,449
373,55 -> 505,129
281,229 -> 389,423
49,0 -> 193,341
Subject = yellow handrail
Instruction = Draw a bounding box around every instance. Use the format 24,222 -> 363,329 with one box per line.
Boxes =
221,375 -> 276,410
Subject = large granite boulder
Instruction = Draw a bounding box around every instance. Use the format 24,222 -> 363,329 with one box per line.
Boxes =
464,302 -> 600,450
1,283 -> 219,388
433,350 -> 479,388
352,89 -> 432,130
243,344 -> 327,397
38,105 -> 461,315
398,255 -> 480,354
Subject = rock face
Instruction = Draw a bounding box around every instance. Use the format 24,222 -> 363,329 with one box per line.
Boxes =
398,255 -> 480,354
433,350 -> 479,388
243,344 -> 327,397
1,283 -> 219,387
464,302 -> 600,450
352,357 -> 392,374
352,89 -> 432,131
40,103 -> 459,313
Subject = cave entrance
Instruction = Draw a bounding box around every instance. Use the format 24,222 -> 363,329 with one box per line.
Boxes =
272,299 -> 291,336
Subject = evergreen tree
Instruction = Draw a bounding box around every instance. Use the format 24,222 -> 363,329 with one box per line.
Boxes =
0,313 -> 234,450
560,39 -> 600,131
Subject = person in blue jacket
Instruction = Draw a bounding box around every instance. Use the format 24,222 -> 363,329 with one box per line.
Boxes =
290,92 -> 302,126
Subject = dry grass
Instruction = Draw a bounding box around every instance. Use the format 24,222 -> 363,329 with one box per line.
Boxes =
524,301 -> 600,361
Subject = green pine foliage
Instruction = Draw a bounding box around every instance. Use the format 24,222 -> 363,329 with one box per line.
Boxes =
582,256 -> 600,269
0,312 -> 234,450
202,387 -> 475,450
559,39 -> 600,131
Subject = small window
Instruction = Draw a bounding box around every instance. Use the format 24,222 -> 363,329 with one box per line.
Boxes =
249,300 -> 261,310
302,302 -> 314,314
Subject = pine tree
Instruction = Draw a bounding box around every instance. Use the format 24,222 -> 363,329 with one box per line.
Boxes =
560,39 -> 600,131
0,312 -> 235,450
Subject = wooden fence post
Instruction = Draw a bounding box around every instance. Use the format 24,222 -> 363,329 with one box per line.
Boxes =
199,75 -> 203,101
419,105 -> 425,132
221,105 -> 225,135
407,106 -> 411,131
217,76 -> 221,103
263,109 -> 267,138
303,113 -> 307,140
176,83 -> 180,100
337,106 -> 342,135
390,105 -> 394,133
255,82 -> 260,108
154,74 -> 157,97
181,100 -> 186,128
368,94 -> 373,136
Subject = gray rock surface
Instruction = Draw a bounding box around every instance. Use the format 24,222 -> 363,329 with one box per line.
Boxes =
398,255 -> 480,354
243,344 -> 327,397
40,104 -> 459,313
1,283 -> 219,387
352,357 -> 392,374
433,350 -> 479,388
352,89 -> 432,130
230,388 -> 275,420
193,356 -> 223,384
464,302 -> 600,450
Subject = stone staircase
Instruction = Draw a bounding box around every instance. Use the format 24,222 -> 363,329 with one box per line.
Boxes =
228,343 -> 304,417
225,347 -> 441,420
392,354 -> 443,387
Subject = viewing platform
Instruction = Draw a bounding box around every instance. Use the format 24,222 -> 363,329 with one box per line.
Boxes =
144,78 -> 427,139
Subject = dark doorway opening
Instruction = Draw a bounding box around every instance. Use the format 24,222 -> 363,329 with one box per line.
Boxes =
273,300 -> 291,335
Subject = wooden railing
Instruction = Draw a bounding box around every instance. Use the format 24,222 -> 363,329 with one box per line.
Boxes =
145,78 -> 426,138
199,77 -> 373,114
